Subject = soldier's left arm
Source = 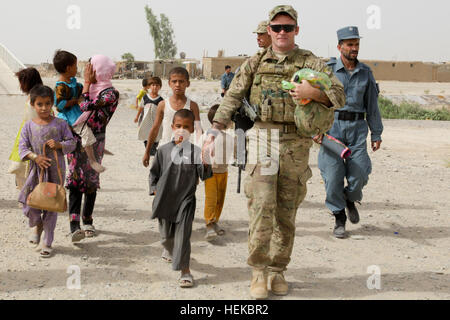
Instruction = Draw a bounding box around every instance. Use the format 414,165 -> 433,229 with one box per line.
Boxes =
365,70 -> 384,142
312,59 -> 346,110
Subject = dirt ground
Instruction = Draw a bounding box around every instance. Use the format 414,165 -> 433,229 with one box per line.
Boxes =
0,80 -> 449,300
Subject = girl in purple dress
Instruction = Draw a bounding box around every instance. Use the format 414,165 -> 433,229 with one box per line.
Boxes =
66,55 -> 119,241
18,85 -> 76,258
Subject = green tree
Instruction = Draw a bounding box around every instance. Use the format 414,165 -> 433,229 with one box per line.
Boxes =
121,52 -> 135,70
144,6 -> 177,59
159,14 -> 177,59
121,52 -> 135,62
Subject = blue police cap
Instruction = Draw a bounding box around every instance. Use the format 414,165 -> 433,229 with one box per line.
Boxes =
337,26 -> 362,41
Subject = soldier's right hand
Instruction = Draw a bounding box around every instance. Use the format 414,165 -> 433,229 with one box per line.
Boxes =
201,135 -> 215,165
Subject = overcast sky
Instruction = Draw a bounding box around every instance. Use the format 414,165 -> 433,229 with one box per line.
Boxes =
1,0 -> 449,65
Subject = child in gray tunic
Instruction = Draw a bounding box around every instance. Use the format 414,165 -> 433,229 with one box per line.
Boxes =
149,109 -> 212,288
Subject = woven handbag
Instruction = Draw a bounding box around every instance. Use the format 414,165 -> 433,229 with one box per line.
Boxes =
26,143 -> 67,213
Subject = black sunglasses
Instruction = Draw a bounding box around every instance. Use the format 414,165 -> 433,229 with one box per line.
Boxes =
269,24 -> 296,33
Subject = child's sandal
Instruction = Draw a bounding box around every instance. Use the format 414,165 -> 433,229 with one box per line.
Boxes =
84,225 -> 96,238
28,225 -> 43,248
205,225 -> 218,241
213,222 -> 225,236
179,273 -> 194,288
161,249 -> 172,263
71,229 -> 86,243
40,246 -> 53,258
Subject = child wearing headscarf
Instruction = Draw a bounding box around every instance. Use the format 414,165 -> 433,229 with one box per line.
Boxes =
66,55 -> 119,242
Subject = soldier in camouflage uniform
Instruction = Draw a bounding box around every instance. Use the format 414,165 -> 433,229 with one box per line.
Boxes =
254,20 -> 272,49
202,5 -> 345,299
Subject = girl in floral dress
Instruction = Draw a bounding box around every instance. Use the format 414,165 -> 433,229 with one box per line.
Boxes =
66,55 -> 119,242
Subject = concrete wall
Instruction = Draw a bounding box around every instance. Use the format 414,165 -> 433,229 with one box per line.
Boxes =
148,60 -> 184,78
361,60 -> 434,82
202,56 -> 248,79
203,56 -> 450,82
436,64 -> 450,82
359,60 -> 450,83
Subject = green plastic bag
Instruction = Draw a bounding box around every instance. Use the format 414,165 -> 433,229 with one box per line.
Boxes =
282,68 -> 332,105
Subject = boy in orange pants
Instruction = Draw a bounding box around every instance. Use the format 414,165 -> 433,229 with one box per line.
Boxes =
204,105 -> 232,241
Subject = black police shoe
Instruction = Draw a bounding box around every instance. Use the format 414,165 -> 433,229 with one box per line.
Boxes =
346,200 -> 360,224
333,210 -> 347,239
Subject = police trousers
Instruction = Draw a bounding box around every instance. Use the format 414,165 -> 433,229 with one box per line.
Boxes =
318,118 -> 372,213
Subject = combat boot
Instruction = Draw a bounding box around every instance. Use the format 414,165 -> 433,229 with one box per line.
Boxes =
333,210 -> 347,239
346,200 -> 360,224
250,268 -> 268,299
268,271 -> 288,296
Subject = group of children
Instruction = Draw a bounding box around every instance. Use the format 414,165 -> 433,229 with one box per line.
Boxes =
10,50 -> 117,257
134,68 -> 233,286
9,56 -> 233,287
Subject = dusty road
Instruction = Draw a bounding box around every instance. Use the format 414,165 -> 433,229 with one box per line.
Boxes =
0,83 -> 449,300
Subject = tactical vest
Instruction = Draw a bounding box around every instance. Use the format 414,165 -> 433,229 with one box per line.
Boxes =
249,49 -> 304,123
248,48 -> 335,137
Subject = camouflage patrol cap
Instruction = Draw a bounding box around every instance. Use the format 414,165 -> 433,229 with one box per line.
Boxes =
269,5 -> 298,24
253,20 -> 269,34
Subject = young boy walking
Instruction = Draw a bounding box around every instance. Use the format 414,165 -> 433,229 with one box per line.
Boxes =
149,109 -> 212,288
204,104 -> 233,241
142,67 -> 203,168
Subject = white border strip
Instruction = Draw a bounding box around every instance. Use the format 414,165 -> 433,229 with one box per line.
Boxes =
0,42 -> 26,73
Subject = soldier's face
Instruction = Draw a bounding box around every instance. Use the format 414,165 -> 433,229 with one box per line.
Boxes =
338,39 -> 360,61
257,33 -> 272,48
268,14 -> 299,52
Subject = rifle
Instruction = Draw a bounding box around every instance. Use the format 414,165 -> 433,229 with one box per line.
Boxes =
232,98 -> 259,193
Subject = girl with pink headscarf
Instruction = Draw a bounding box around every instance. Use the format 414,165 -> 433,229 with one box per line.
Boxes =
66,55 -> 120,242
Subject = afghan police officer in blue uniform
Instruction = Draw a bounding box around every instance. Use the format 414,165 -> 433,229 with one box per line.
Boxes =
317,26 -> 383,238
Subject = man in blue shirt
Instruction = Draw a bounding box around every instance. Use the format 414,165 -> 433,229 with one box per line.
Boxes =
318,26 -> 383,238
220,65 -> 234,97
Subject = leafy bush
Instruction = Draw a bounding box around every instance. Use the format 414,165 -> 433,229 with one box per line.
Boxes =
378,96 -> 450,121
